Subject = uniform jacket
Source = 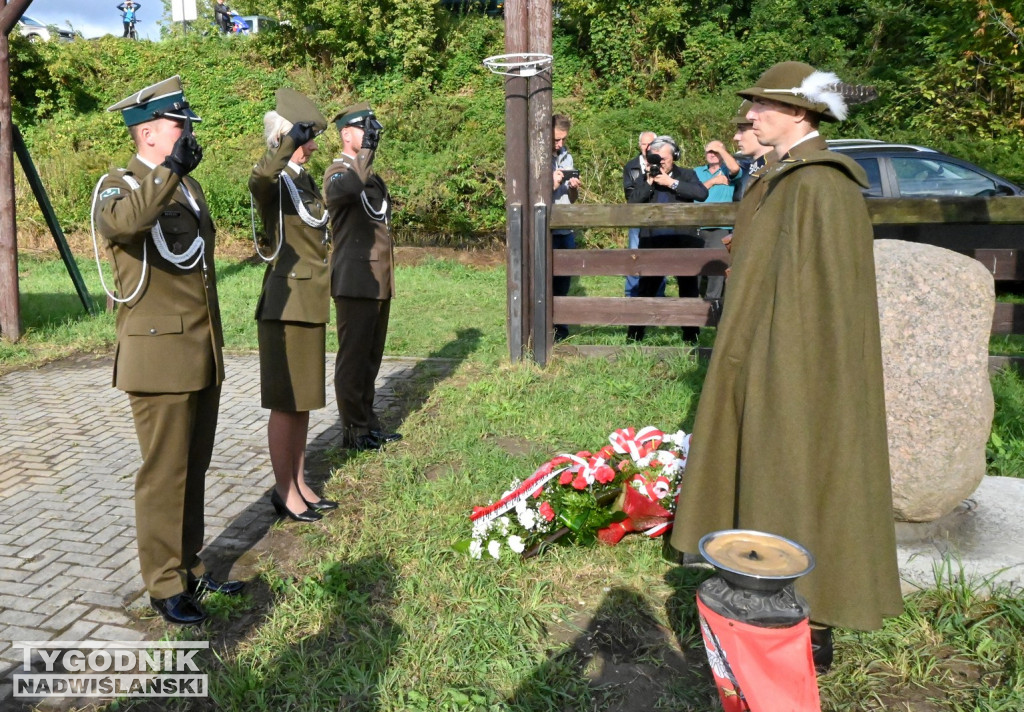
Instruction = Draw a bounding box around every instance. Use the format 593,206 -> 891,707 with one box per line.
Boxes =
96,156 -> 224,394
670,136 -> 903,630
323,149 -> 394,300
250,137 -> 331,324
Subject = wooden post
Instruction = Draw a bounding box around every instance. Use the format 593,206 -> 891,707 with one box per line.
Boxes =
504,0 -> 529,361
526,0 -> 552,363
0,0 -> 34,341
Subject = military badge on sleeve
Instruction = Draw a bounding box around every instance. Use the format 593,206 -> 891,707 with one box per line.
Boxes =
99,187 -> 121,200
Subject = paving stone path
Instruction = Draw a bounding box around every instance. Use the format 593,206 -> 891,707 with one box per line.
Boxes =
0,352 -> 444,703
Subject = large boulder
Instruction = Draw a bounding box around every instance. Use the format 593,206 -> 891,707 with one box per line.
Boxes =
874,240 -> 995,522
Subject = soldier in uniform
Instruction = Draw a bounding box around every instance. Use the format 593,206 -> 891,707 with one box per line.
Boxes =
670,62 -> 903,671
250,88 -> 337,522
95,76 -> 243,625
324,103 -> 402,451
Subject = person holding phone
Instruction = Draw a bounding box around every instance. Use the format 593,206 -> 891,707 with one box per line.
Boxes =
551,114 -> 580,342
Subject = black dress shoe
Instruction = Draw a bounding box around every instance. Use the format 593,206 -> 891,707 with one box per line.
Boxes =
344,433 -> 383,451
370,429 -> 403,444
188,572 -> 245,597
302,496 -> 339,512
811,627 -> 834,674
150,593 -> 206,625
270,489 -> 323,522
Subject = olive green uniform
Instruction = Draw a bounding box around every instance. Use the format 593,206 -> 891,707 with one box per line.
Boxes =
670,136 -> 904,630
96,156 -> 224,600
250,135 -> 330,412
323,148 -> 394,441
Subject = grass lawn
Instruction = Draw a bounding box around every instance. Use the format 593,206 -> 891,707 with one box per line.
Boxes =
5,250 -> 1024,710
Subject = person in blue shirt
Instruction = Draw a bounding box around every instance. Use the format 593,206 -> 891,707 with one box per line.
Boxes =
694,141 -> 741,306
117,1 -> 140,37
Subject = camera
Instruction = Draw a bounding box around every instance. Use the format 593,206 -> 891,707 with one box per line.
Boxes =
646,151 -> 663,177
560,169 -> 579,181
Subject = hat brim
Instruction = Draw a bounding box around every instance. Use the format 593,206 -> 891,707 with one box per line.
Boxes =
736,87 -> 838,122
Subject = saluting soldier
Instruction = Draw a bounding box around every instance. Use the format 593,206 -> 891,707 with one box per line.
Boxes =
324,102 -> 402,451
94,76 -> 243,625
250,88 -> 337,522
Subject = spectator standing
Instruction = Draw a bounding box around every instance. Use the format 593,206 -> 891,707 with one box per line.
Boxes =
214,0 -> 231,33
694,140 -> 740,305
551,114 -> 580,342
249,88 -> 336,523
622,131 -> 664,298
324,103 -> 403,452
669,62 -> 903,671
94,76 -> 243,625
116,1 -> 140,38
625,135 -> 708,343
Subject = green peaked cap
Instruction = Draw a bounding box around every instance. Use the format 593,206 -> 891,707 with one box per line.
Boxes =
729,100 -> 753,125
275,87 -> 327,133
107,75 -> 201,127
332,102 -> 375,128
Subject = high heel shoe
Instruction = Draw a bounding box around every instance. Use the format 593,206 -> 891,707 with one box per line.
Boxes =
302,495 -> 339,512
270,489 -> 322,522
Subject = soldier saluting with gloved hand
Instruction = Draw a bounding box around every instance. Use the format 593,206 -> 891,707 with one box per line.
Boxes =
93,75 -> 243,626
323,102 -> 402,452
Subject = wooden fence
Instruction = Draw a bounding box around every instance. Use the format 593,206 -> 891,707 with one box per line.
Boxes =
512,196 -> 1024,365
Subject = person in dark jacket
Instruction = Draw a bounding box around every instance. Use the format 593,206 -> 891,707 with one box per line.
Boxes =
626,135 -> 708,342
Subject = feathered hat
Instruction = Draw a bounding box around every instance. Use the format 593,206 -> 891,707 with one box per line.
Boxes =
737,62 -> 877,122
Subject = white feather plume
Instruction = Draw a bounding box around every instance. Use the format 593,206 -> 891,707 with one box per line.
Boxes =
793,70 -> 848,120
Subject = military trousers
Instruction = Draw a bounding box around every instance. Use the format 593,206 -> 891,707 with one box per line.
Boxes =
333,296 -> 390,440
128,384 -> 220,599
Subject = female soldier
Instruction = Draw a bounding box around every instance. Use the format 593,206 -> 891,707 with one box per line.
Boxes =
250,88 -> 336,522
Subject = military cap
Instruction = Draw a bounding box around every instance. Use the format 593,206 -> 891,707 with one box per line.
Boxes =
729,100 -> 754,125
275,87 -> 327,134
737,62 -> 847,122
107,75 -> 201,127
332,102 -> 375,129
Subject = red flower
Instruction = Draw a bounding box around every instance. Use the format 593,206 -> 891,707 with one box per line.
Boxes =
571,474 -> 589,490
594,465 -> 615,483
532,486 -> 544,498
539,501 -> 555,521
559,469 -> 574,485
617,459 -> 630,472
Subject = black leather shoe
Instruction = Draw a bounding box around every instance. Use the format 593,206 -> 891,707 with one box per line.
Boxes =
150,593 -> 206,625
369,429 -> 403,444
189,573 -> 244,597
271,489 -> 323,522
303,496 -> 339,512
344,433 -> 383,451
811,627 -> 834,674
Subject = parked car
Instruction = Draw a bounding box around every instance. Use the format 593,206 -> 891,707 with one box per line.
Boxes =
240,15 -> 279,33
828,139 -> 1024,253
16,15 -> 75,42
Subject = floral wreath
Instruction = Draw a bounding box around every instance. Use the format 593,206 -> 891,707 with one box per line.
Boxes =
456,427 -> 689,560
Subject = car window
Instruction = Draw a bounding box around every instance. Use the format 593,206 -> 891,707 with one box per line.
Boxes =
851,157 -> 884,198
21,16 -> 45,27
892,156 -> 1000,197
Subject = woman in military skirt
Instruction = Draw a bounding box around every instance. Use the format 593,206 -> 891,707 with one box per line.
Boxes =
250,88 -> 336,521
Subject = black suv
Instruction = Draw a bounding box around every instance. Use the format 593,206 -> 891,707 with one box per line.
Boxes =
827,139 -> 1023,252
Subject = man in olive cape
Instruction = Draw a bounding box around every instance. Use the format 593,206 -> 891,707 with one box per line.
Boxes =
670,62 -> 904,646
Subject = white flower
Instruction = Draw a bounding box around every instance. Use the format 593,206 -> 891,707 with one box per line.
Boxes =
636,454 -> 653,468
518,506 -> 537,530
469,539 -> 483,559
472,519 -> 492,539
487,540 -> 501,559
508,535 -> 525,553
498,516 -> 511,535
656,450 -> 675,466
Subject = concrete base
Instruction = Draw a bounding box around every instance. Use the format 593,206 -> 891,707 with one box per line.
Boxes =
896,476 -> 1024,595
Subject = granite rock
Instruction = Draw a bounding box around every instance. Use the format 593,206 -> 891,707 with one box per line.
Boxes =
874,240 -> 995,522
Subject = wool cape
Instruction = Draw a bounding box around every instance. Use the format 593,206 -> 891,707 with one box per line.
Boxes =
670,135 -> 904,631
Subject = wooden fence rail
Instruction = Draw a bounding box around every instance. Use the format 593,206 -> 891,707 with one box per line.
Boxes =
524,197 -> 1024,363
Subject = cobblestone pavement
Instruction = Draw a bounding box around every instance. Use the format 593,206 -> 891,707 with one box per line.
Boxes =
0,351 -> 444,703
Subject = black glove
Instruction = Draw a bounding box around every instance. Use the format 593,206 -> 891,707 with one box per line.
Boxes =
161,120 -> 203,177
361,117 -> 383,151
286,121 -> 317,147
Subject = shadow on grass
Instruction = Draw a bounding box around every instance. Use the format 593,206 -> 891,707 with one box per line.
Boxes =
506,586 -> 706,711
19,292 -> 103,329
204,556 -> 402,710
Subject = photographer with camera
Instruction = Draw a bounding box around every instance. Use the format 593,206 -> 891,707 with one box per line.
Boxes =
626,135 -> 708,343
551,114 -> 580,342
116,1 -> 140,38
